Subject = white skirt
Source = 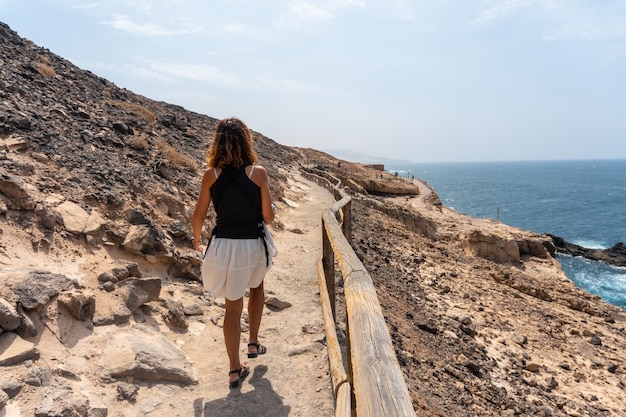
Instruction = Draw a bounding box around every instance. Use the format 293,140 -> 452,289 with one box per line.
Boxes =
202,237 -> 270,300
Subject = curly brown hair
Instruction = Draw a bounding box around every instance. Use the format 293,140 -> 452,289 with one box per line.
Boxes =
206,117 -> 258,169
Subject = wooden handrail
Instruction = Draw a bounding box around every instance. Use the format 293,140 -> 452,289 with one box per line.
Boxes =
304,168 -> 415,417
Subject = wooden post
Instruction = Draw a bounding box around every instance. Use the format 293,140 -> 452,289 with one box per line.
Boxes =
322,214 -> 336,319
342,198 -> 352,245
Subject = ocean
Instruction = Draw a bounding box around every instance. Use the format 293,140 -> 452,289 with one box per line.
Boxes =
386,159 -> 626,310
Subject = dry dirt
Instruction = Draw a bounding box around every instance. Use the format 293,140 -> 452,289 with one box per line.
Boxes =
1,172 -> 337,417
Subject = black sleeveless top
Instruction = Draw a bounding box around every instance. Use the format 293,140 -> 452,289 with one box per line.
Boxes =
210,165 -> 262,239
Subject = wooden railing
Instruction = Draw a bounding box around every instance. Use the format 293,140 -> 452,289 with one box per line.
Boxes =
303,168 -> 415,417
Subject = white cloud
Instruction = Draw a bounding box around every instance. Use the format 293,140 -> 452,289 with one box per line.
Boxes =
284,0 -> 365,22
101,14 -> 201,36
290,1 -> 335,20
145,61 -> 241,86
470,0 -> 528,27
122,60 -> 322,94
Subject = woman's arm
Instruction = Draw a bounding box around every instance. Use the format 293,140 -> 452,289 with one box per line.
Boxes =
251,165 -> 274,224
191,169 -> 215,252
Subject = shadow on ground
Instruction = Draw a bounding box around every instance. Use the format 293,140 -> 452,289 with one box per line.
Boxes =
194,365 -> 291,417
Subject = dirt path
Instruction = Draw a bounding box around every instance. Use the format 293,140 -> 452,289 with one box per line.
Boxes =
145,172 -> 337,417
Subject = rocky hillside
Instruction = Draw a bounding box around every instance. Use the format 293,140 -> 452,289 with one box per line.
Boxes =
0,22 -> 301,279
2,21 -> 626,417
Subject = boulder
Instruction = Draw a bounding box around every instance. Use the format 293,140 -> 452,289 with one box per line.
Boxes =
57,289 -> 96,321
116,277 -> 162,312
461,230 -> 520,264
99,324 -> 197,385
52,200 -> 105,235
123,224 -> 174,260
14,271 -> 76,310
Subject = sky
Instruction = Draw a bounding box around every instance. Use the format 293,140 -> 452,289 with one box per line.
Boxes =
1,0 -> 625,163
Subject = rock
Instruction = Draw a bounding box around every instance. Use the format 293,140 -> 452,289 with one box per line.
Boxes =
110,266 -> 130,282
466,362 -> 481,375
0,172 -> 38,210
52,200 -> 105,235
443,330 -> 459,339
0,379 -> 22,399
116,277 -> 162,312
116,382 -> 139,402
53,364 -> 80,381
114,259 -> 142,278
164,299 -> 188,329
265,296 -> 292,310
92,313 -> 116,327
98,272 -> 116,283
511,332 -> 528,346
0,332 -> 40,365
351,176 -> 419,196
590,336 -> 602,346
122,224 -> 174,259
0,297 -> 20,331
457,354 -> 469,366
25,364 -> 52,387
113,304 -> 132,325
461,230 -> 521,264
57,289 -> 96,321
168,248 -> 202,280
0,390 -> 8,410
99,324 -> 197,385
545,376 -> 558,389
14,271 -> 76,310
550,235 -> 626,267
182,303 -> 204,316
345,178 -> 366,194
34,383 -> 89,417
15,302 -> 37,338
129,209 -> 152,225
112,121 -> 131,134
82,391 -> 108,417
122,224 -> 152,255
526,363 -> 540,372
416,322 -> 438,334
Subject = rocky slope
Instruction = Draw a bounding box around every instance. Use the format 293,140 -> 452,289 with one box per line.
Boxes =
1,21 -> 625,417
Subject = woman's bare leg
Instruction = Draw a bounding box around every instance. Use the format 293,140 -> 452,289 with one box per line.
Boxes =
224,297 -> 244,382
248,281 -> 265,347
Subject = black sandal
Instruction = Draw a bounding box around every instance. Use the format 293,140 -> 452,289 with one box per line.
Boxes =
228,364 -> 249,389
247,342 -> 267,358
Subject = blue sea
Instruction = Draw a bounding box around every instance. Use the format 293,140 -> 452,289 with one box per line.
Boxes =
386,159 -> 626,310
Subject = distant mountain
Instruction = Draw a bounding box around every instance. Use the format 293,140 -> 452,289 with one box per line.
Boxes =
322,148 -> 413,165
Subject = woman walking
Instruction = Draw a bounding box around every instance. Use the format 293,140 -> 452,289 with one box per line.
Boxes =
192,117 -> 275,389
